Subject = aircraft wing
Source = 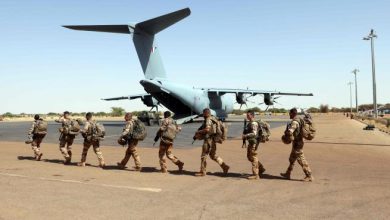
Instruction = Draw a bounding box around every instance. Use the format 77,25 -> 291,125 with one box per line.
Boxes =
102,94 -> 150,101
205,88 -> 313,96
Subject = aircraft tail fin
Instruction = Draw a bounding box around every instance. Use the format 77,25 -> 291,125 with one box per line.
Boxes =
63,8 -> 191,80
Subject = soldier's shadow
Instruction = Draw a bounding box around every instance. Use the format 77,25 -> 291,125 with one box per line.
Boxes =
41,159 -> 78,166
260,173 -> 302,182
17,156 -> 35,160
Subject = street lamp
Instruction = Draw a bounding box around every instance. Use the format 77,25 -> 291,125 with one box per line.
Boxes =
363,29 -> 378,118
348,82 -> 353,115
352,69 -> 359,113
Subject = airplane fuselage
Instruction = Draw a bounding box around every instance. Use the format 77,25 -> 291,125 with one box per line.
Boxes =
140,79 -> 234,119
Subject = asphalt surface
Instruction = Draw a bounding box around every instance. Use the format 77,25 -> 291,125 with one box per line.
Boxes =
2,115 -> 390,219
0,120 -> 286,148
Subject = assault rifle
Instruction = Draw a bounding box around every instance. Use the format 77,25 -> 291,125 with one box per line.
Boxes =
242,119 -> 247,148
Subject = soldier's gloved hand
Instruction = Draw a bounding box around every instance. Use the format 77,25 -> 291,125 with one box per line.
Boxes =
154,136 -> 159,142
193,136 -> 197,141
242,134 -> 246,140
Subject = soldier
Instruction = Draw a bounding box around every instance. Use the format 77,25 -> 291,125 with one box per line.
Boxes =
78,112 -> 105,168
193,108 -> 230,177
27,114 -> 45,161
280,108 -> 314,182
154,111 -> 184,173
117,112 -> 142,171
55,111 -> 74,165
242,110 -> 266,180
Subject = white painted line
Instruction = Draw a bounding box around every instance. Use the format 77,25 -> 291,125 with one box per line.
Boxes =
0,172 -> 162,193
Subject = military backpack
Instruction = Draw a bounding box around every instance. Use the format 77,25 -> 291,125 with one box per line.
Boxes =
293,116 -> 316,140
210,117 -> 228,144
256,120 -> 271,143
130,119 -> 147,141
161,120 -> 178,141
34,120 -> 48,135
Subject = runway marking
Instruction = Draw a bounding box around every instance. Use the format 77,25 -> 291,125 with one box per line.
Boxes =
0,172 -> 162,193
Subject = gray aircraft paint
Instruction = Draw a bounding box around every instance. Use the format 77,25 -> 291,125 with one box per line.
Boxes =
64,8 -> 312,123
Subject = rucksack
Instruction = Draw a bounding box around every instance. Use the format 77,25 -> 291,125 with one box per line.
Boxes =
34,120 -> 48,135
295,117 -> 316,140
210,117 -> 227,144
68,120 -> 80,135
88,121 -> 105,141
161,120 -> 178,141
130,119 -> 147,141
256,120 -> 271,143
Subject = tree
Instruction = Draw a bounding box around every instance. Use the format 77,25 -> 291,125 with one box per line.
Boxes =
110,107 -> 125,117
319,104 -> 329,113
308,107 -> 320,113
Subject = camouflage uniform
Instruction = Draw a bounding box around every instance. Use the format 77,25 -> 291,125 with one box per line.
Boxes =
27,120 -> 45,160
118,119 -> 141,170
283,116 -> 312,178
244,120 -> 265,177
79,120 -> 105,166
55,118 -> 75,162
157,118 -> 184,172
199,117 -> 229,175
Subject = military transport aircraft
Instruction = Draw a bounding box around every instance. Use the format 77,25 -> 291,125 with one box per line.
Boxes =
64,8 -> 312,124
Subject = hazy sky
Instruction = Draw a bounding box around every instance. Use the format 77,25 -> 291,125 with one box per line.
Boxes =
1,0 -> 389,114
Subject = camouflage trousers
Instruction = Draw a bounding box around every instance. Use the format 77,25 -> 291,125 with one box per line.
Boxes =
59,135 -> 75,160
81,140 -> 104,164
159,141 -> 182,170
31,134 -> 45,157
119,139 -> 141,168
200,138 -> 225,173
247,141 -> 265,175
286,140 -> 312,177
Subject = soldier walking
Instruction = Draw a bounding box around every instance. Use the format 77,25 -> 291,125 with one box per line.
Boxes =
193,108 -> 230,177
154,111 -> 184,173
78,112 -> 105,168
55,111 -> 75,165
281,108 -> 314,182
117,113 -> 142,171
242,110 -> 266,180
27,114 -> 46,161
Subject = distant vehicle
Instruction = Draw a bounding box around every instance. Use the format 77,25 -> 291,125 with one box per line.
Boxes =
137,111 -> 160,126
64,8 -> 312,124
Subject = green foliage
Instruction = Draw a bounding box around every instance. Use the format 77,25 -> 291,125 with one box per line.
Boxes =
110,107 -> 126,117
47,112 -> 58,116
2,112 -> 14,118
319,104 -> 329,113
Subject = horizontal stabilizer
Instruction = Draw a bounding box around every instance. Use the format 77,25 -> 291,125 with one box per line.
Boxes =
136,8 -> 190,35
63,25 -> 130,34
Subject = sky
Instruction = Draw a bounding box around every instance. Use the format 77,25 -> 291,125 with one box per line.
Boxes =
1,0 -> 389,114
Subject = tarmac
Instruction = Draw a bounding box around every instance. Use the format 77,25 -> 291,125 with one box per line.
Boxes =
1,114 -> 390,219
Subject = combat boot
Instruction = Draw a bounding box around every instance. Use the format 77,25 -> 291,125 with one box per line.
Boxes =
161,168 -> 168,173
134,166 -> 142,172
36,153 -> 43,161
99,161 -> 106,168
303,175 -> 314,182
177,162 -> 184,172
195,171 -> 206,177
221,163 -> 230,175
77,162 -> 86,167
117,162 -> 126,169
259,167 -> 266,175
247,175 -> 259,180
64,157 -> 71,165
280,172 -> 291,179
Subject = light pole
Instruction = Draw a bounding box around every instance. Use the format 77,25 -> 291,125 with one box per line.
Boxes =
348,82 -> 353,115
352,69 -> 359,113
363,29 -> 378,118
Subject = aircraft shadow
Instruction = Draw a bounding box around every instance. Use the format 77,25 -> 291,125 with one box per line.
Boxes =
17,156 -> 35,160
